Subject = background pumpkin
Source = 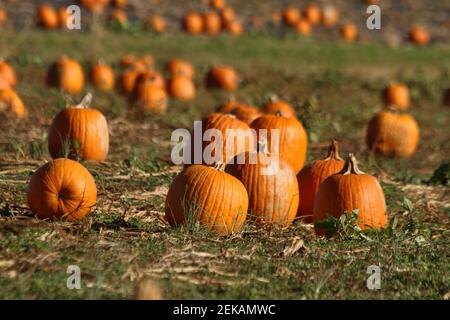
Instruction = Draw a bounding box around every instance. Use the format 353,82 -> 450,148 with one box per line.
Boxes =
167,59 -> 194,79
341,23 -> 357,42
37,4 -> 59,30
262,95 -> 296,118
27,158 -> 97,221
409,25 -> 430,46
167,75 -> 195,101
282,6 -> 300,27
0,88 -> 27,118
183,12 -> 204,34
206,65 -> 239,91
322,5 -> 339,27
130,80 -> 167,113
147,15 -> 165,33
57,7 -> 69,29
0,60 -> 17,88
295,19 -> 312,36
303,4 -> 321,26
165,164 -> 248,236
90,61 -> 115,92
46,56 -> 85,94
383,83 -> 410,111
221,103 -> 261,125
0,8 -> 7,27
203,11 -> 222,35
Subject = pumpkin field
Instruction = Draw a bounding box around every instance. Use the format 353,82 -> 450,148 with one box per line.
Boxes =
0,0 -> 449,300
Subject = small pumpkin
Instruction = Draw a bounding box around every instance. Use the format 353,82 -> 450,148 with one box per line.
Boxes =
147,15 -> 165,33
130,79 -> 167,113
0,8 -> 8,27
262,95 -> 296,118
183,12 -> 204,34
27,158 -> 97,221
0,89 -> 27,118
109,9 -> 128,27
47,56 -> 85,94
383,83 -> 410,111
297,140 -> 345,222
224,20 -> 243,36
79,0 -> 108,13
313,154 -> 388,236
120,67 -> 145,95
295,18 -> 312,36
250,113 -> 308,173
341,23 -> 357,42
226,142 -> 299,226
90,61 -> 115,92
282,6 -> 300,27
303,4 -> 321,26
38,4 -> 59,30
322,5 -> 339,27
220,7 -> 236,24
209,0 -> 226,10
57,7 -> 70,29
366,110 -> 420,158
165,163 -> 248,236
133,70 -> 165,90
409,26 -> 430,46
0,59 -> 17,88
48,93 -> 109,161
203,11 -> 221,35
167,76 -> 195,101
206,65 -> 239,91
167,59 -> 194,79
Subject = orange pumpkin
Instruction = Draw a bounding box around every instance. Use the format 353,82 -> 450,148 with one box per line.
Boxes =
383,83 -> 410,111
133,70 -> 165,90
220,7 -> 236,24
206,65 -> 239,91
47,56 -> 85,94
226,143 -> 299,226
90,61 -> 115,92
303,4 -> 321,26
322,5 -> 339,27
209,0 -> 226,10
167,59 -> 194,79
27,158 -> 97,221
0,60 -> 17,88
297,140 -> 345,222
224,20 -> 243,36
38,4 -> 59,30
409,26 -> 430,46
0,8 -> 8,27
119,54 -> 154,70
250,113 -> 308,173
0,89 -> 27,118
313,154 -> 388,235
282,6 -> 300,27
341,23 -> 357,42
130,79 -> 167,113
79,0 -> 109,13
221,103 -> 261,125
0,77 -> 10,90
167,76 -> 195,101
183,12 -> 204,34
109,9 -> 128,27
295,18 -> 312,36
57,7 -> 70,29
120,66 -> 146,95
262,95 -> 296,118
48,93 -> 109,161
366,110 -> 420,158
165,163 -> 248,236
203,11 -> 221,35
112,0 -> 126,8
147,15 -> 165,33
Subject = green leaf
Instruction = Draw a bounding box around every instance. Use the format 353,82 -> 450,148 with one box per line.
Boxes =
402,197 -> 414,212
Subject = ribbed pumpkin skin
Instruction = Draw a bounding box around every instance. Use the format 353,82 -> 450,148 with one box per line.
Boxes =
313,156 -> 388,235
206,66 -> 239,91
48,106 -> 109,161
227,152 -> 299,226
27,158 -> 97,221
262,99 -> 296,118
0,61 -> 17,88
297,141 -> 345,222
250,114 -> 307,173
366,111 -> 419,158
167,76 -> 195,101
165,165 -> 248,236
0,89 -> 27,118
90,63 -> 115,92
47,57 -> 85,94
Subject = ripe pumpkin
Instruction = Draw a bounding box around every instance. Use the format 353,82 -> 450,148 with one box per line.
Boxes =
0,89 -> 27,118
0,77 -> 10,90
0,8 -> 8,27
0,60 -> 17,88
120,54 -> 152,70
341,23 -> 357,42
366,110 -> 420,158
282,6 -> 300,27
262,95 -> 296,118
167,59 -> 194,79
167,76 -> 195,101
295,19 -> 312,36
226,143 -> 299,226
443,88 -> 450,107
209,0 -> 226,10
90,61 -> 115,92
250,113 -> 307,173
38,4 -> 59,30
409,26 -> 430,46
383,83 -> 410,111
183,12 -> 204,34
165,163 -> 248,236
224,20 -> 243,36
303,4 -> 321,26
109,9 -> 128,27
79,0 -> 108,13
220,7 -> 236,24
130,80 -> 167,113
322,5 -> 339,27
313,154 -> 388,235
27,158 -> 97,221
47,56 -> 85,94
147,15 -> 165,33
134,70 -> 165,90
203,11 -> 221,35
297,140 -> 345,222
48,93 -> 109,161
221,104 -> 261,125
58,7 -> 70,29
206,65 -> 239,91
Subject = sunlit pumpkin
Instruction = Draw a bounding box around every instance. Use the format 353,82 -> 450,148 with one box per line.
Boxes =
37,4 -> 59,30
322,5 -> 339,27
167,59 -> 194,79
209,0 -> 226,10
409,25 -> 430,46
206,65 -> 239,91
167,76 -> 195,101
79,0 -> 109,13
303,4 -> 321,26
341,23 -> 357,42
47,56 -> 85,94
0,89 -> 27,118
147,14 -> 165,33
90,61 -> 115,92
109,9 -> 128,27
0,8 -> 8,27
183,12 -> 204,34
383,83 -> 410,111
295,18 -> 311,36
130,79 -> 167,113
282,6 -> 300,27
224,20 -> 243,36
262,95 -> 296,118
57,7 -> 70,29
203,11 -> 221,35
0,60 -> 17,88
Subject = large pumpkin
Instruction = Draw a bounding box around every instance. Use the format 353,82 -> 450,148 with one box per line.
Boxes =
47,56 -> 85,94
183,12 -> 204,34
206,65 -> 239,91
226,143 -> 299,226
90,61 -> 115,92
313,154 -> 388,235
48,93 -> 109,161
38,4 -> 59,30
0,60 -> 17,88
167,76 -> 195,101
262,95 -> 296,118
250,113 -> 307,173
297,140 -> 345,222
27,158 -> 97,221
366,110 -> 419,158
383,83 -> 410,111
165,164 -> 248,236
0,89 -> 27,118
167,59 -> 194,79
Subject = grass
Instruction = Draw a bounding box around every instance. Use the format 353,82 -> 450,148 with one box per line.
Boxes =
0,28 -> 449,299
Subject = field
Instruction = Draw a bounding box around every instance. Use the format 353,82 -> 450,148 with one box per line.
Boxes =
0,1 -> 449,300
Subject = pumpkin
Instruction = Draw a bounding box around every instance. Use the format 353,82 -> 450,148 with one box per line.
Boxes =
224,20 -> 243,36
209,0 -> 226,10
322,5 -> 339,27
130,79 -> 167,113
90,61 -> 115,92
206,65 -> 239,91
383,83 -> 410,111
0,8 -> 7,27
147,15 -> 165,33
167,76 -> 195,101
217,96 -> 242,113
282,6 -> 300,27
183,12 -> 204,34
443,88 -> 450,107
0,60 -> 17,88
112,0 -> 126,8
221,104 -> 261,125
133,70 -> 165,90
295,19 -> 311,36
120,67 -> 141,95
120,54 -> 154,70
109,9 -> 128,27
27,158 -> 97,221
58,7 -> 70,29
220,7 -> 236,24
262,95 -> 296,118
48,93 -> 109,161
313,153 -> 388,235
167,59 -> 194,79
203,11 -> 221,35
38,4 -> 59,30
79,0 -> 108,13
303,4 -> 321,26
366,110 -> 419,158
165,163 -> 248,236
226,143 -> 299,226
297,140 -> 345,222
250,113 -> 307,173
47,56 -> 85,94
0,77 -> 10,90
0,89 -> 27,118
341,23 -> 357,42
409,26 -> 430,46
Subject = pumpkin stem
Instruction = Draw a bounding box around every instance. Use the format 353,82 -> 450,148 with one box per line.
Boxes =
79,92 -> 93,109
326,139 -> 343,161
339,153 -> 364,175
